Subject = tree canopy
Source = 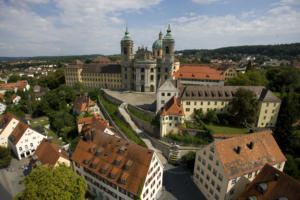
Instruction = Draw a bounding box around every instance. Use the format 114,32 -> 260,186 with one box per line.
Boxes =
0,146 -> 12,167
229,88 -> 260,127
15,165 -> 87,200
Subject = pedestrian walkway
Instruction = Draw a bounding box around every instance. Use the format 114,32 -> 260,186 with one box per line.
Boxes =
118,103 -> 167,166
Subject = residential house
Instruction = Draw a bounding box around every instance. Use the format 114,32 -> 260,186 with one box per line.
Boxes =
193,130 -> 286,200
0,80 -> 30,94
8,120 -> 46,159
77,114 -> 116,138
238,163 -> 300,200
0,102 -> 6,114
31,139 -> 70,167
0,113 -> 20,147
73,95 -> 100,116
33,85 -> 49,101
71,129 -> 163,200
11,94 -> 21,105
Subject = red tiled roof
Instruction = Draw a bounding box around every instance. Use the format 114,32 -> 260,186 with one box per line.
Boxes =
173,65 -> 224,81
77,114 -> 113,138
73,96 -> 96,113
215,130 -> 286,179
0,80 -> 28,91
31,139 -> 69,167
238,164 -> 300,200
161,96 -> 184,116
71,131 -> 154,196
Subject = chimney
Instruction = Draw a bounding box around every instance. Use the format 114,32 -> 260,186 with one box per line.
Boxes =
235,146 -> 241,154
247,141 -> 254,150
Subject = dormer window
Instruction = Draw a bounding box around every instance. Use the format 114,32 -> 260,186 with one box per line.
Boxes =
125,160 -> 133,170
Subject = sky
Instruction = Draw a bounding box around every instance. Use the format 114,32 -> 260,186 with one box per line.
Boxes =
0,0 -> 300,57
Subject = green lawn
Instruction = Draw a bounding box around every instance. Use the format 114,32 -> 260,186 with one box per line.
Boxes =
206,124 -> 250,135
99,92 -> 146,147
30,116 -> 64,146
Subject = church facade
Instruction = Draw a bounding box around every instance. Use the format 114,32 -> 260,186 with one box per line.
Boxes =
120,25 -> 179,92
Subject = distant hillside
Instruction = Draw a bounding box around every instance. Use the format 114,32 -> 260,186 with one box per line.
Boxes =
176,43 -> 300,60
0,54 -> 102,63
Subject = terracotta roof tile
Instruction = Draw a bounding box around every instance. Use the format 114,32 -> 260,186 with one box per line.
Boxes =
238,164 -> 300,200
173,65 -> 224,81
71,131 -> 154,196
215,130 -> 286,179
8,121 -> 29,145
73,96 -> 96,113
77,115 -> 113,138
161,96 -> 184,116
0,80 -> 28,91
31,139 -> 69,167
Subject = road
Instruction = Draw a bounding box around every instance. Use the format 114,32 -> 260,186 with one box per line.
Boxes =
159,164 -> 207,200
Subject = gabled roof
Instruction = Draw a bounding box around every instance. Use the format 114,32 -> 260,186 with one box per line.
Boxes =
8,121 -> 29,145
238,164 -> 300,200
180,85 -> 280,102
0,112 -> 18,135
73,96 -> 96,113
0,80 -> 28,91
77,114 -> 114,138
71,130 -> 154,196
161,96 -> 184,116
173,65 -> 224,81
31,139 -> 69,167
215,130 -> 286,179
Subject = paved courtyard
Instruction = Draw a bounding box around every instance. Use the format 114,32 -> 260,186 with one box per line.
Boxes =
159,164 -> 206,200
0,158 -> 30,199
103,89 -> 156,110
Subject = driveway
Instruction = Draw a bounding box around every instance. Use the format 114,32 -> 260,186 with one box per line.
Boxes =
159,164 -> 207,200
0,158 -> 29,199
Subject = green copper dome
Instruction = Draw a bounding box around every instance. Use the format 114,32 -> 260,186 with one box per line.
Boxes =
163,24 -> 174,40
152,39 -> 162,49
121,27 -> 132,41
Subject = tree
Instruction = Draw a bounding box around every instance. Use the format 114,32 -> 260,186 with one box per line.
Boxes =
204,110 -> 219,124
229,88 -> 259,127
226,70 -> 267,86
0,146 -> 12,167
181,151 -> 196,172
15,165 -> 87,200
273,92 -> 300,152
7,74 -> 22,83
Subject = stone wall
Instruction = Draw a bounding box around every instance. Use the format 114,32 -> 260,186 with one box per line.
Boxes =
97,96 -> 128,140
102,90 -> 123,105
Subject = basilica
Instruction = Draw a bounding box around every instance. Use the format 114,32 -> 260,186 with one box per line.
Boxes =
120,25 -> 179,92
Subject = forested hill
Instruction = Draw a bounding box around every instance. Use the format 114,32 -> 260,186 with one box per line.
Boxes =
176,43 -> 300,59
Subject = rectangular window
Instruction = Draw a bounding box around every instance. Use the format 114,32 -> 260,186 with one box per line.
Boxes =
265,109 -> 267,114
266,102 -> 269,107
150,75 -> 154,81
216,185 -> 221,192
167,93 -> 171,96
141,68 -> 145,72
162,93 -> 165,96
186,108 -> 190,112
186,101 -> 190,105
214,101 -> 217,105
213,169 -> 217,176
194,102 -> 197,105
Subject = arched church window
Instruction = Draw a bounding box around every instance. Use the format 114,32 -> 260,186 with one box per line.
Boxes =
158,50 -> 160,56
166,46 -> 170,54
124,47 -> 127,55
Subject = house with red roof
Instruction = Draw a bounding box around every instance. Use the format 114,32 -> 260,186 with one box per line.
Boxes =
31,139 -> 70,168
193,130 -> 286,200
73,95 -> 100,116
160,96 -> 185,137
0,80 -> 30,94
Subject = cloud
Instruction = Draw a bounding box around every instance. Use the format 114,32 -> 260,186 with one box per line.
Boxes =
170,8 -> 300,50
192,0 -> 219,4
268,5 -> 292,14
0,0 -> 163,56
